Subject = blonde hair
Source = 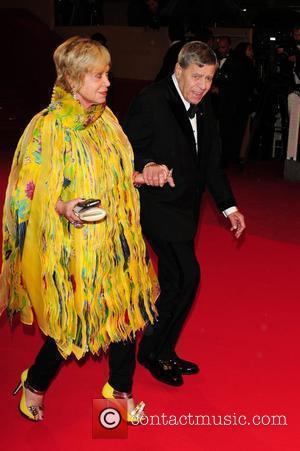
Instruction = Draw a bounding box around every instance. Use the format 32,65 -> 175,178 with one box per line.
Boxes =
54,36 -> 111,92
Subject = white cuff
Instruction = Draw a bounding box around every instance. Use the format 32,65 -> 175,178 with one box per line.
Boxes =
223,206 -> 238,218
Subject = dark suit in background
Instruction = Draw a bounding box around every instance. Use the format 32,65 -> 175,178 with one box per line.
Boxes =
214,50 -> 256,166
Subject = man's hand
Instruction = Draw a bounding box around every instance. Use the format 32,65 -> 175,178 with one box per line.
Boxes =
227,210 -> 245,239
142,163 -> 175,187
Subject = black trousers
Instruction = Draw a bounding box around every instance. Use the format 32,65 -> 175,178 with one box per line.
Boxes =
138,237 -> 200,361
27,337 -> 136,393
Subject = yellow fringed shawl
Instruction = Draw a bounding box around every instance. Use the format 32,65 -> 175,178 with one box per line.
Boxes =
0,87 -> 158,358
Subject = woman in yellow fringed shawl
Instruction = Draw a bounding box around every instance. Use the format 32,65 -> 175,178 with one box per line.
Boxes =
0,36 -> 161,422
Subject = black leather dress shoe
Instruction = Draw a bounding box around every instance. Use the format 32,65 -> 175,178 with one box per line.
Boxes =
140,359 -> 183,386
169,357 -> 199,375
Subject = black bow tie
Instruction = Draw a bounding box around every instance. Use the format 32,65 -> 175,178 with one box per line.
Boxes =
187,104 -> 198,119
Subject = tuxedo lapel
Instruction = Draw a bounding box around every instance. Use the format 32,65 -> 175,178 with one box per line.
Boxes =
196,102 -> 205,159
166,78 -> 198,162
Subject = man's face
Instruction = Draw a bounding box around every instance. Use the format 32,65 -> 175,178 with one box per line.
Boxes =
218,38 -> 231,57
175,63 -> 216,105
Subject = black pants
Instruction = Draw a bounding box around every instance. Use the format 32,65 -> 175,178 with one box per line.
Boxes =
27,337 -> 136,393
138,238 -> 200,361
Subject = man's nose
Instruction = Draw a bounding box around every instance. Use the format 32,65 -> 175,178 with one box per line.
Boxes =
198,78 -> 206,89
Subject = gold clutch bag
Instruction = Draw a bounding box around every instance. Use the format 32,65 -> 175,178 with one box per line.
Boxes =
73,199 -> 107,222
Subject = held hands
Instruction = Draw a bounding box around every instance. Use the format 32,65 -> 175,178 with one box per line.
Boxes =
55,198 -> 85,228
227,211 -> 246,239
133,163 -> 175,188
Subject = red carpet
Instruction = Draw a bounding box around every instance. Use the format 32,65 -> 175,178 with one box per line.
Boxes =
1,160 -> 299,450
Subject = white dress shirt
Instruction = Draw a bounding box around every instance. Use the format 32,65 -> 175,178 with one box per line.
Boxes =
172,74 -> 198,151
171,74 -> 237,218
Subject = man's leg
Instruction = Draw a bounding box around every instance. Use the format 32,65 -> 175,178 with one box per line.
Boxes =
139,238 -> 200,361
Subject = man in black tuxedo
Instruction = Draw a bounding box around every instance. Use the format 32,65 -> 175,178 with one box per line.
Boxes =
124,41 -> 245,387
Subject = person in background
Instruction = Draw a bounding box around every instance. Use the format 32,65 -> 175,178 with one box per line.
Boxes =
91,31 -> 108,47
216,35 -> 232,67
276,25 -> 300,91
231,42 -> 257,166
213,40 -> 256,166
155,19 -> 186,81
155,22 -> 215,82
127,0 -> 168,29
276,26 -> 300,160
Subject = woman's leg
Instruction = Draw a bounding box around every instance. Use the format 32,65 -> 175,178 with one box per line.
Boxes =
27,336 -> 65,391
108,339 -> 136,393
17,336 -> 65,420
106,339 -> 145,421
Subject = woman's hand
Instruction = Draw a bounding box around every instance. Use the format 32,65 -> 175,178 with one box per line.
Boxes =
55,198 -> 85,228
133,164 -> 175,188
133,171 -> 145,187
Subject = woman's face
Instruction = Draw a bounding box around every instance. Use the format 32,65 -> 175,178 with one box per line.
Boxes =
75,63 -> 110,109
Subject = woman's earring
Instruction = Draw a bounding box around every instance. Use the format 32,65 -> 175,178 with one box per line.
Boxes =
71,86 -> 78,100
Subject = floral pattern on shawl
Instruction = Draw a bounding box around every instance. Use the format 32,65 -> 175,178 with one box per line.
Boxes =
0,86 -> 158,358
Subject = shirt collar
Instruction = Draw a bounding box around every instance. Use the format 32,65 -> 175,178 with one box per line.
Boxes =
172,73 -> 190,111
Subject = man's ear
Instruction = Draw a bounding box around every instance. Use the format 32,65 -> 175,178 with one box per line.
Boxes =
175,63 -> 182,79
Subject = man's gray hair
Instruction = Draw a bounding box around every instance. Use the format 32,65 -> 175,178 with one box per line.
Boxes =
178,41 -> 217,68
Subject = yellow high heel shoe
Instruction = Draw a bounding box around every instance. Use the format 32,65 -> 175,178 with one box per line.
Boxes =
101,382 -> 145,424
12,369 -> 44,421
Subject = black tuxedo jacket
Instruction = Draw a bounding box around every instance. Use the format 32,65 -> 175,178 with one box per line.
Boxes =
124,76 -> 236,241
